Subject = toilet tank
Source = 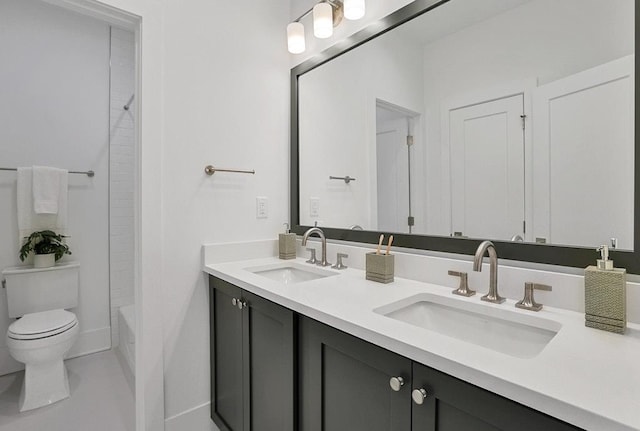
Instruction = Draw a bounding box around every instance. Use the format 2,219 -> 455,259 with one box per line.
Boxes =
2,262 -> 79,318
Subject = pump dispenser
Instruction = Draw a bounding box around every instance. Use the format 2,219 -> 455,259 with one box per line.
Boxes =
585,245 -> 626,334
279,223 -> 297,260
596,244 -> 614,270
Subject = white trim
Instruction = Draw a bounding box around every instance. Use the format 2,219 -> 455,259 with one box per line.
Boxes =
66,326 -> 112,358
165,402 -> 218,431
40,0 -> 138,30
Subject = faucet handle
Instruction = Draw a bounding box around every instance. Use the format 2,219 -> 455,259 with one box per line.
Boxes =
516,282 -> 552,312
332,253 -> 348,270
306,248 -> 317,265
448,270 -> 475,297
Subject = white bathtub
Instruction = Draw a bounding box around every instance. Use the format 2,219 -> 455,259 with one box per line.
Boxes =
118,304 -> 135,381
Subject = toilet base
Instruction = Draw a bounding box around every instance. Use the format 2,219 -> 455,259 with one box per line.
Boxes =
19,358 -> 70,412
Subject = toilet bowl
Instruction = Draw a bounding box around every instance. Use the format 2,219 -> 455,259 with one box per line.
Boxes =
7,309 -> 79,412
2,262 -> 80,411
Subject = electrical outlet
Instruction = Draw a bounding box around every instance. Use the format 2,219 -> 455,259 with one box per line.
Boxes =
256,197 -> 268,219
310,197 -> 320,218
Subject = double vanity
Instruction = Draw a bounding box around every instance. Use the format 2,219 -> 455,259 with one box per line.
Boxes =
203,239 -> 640,431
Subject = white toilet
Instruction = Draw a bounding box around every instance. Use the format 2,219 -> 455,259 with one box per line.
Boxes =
2,262 -> 80,412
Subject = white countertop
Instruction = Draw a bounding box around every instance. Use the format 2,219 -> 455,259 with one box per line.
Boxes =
203,253 -> 640,431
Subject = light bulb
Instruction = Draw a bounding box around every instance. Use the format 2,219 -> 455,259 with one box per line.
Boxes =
313,3 -> 333,39
287,22 -> 305,54
344,0 -> 365,20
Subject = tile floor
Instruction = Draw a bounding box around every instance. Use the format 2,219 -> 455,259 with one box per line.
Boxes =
0,350 -> 134,431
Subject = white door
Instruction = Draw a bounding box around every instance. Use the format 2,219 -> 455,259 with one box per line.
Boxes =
449,94 -> 525,240
532,55 -> 634,249
376,116 -> 410,233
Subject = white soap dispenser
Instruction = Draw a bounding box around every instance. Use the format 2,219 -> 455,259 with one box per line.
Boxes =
584,245 -> 626,334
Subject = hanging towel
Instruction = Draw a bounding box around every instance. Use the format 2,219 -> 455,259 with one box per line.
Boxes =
33,166 -> 67,214
17,167 -> 68,244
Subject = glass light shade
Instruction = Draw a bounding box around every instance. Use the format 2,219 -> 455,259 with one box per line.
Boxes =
344,0 -> 365,20
287,22 -> 306,54
313,3 -> 333,39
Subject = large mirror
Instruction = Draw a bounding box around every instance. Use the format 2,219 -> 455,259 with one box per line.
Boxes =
292,0 -> 639,271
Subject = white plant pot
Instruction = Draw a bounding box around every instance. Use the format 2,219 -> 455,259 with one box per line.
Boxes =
33,253 -> 55,268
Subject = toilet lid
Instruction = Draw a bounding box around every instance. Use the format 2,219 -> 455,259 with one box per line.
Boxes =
8,310 -> 77,339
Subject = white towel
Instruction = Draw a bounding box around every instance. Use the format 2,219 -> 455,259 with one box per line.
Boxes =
33,166 -> 67,214
17,167 -> 68,244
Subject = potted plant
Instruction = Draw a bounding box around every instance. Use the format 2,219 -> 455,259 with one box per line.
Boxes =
19,230 -> 71,268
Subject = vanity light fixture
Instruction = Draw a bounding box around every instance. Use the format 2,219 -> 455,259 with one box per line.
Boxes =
287,0 -> 365,54
344,0 -> 365,20
313,3 -> 334,38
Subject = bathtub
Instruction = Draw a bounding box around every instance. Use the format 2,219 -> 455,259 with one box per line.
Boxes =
118,304 -> 135,382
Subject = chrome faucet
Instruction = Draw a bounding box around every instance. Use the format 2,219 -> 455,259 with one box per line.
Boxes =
301,227 -> 331,267
473,241 -> 505,304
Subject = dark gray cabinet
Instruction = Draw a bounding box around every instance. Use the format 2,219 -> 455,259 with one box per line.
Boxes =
210,277 -> 582,431
299,316 -> 582,431
298,316 -> 412,431
411,362 -> 581,431
209,276 -> 295,431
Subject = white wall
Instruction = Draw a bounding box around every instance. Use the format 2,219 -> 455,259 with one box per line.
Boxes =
110,27 -> 136,347
158,0 -> 416,425
421,0 -> 634,235
0,0 -> 112,375
298,31 -> 424,230
159,0 -> 290,425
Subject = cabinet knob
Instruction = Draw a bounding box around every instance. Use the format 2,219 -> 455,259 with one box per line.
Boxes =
412,388 -> 428,405
389,376 -> 405,392
231,298 -> 237,306
237,300 -> 247,310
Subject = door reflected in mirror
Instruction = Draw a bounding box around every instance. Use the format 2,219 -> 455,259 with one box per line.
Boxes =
298,0 -> 635,250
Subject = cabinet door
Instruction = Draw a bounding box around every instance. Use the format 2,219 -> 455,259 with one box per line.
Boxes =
242,290 -> 295,431
210,276 -> 244,431
299,316 -> 411,431
411,362 -> 582,431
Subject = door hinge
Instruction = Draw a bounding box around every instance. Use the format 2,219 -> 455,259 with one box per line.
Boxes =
520,114 -> 527,130
406,135 -> 414,147
407,216 -> 415,226
523,220 -> 526,234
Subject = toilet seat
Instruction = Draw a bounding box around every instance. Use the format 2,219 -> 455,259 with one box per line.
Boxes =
8,310 -> 77,340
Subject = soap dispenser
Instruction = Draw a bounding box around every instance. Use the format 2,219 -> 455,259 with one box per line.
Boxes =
584,245 -> 626,334
279,223 -> 297,260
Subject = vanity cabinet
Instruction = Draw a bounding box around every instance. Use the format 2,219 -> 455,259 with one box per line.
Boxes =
209,276 -> 295,431
299,316 -> 582,431
298,316 -> 412,431
210,277 -> 582,431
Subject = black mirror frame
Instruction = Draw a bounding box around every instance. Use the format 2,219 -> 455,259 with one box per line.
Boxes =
290,0 -> 640,274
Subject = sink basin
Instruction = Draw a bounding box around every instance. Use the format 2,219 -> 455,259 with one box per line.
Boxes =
374,293 -> 561,359
245,262 -> 337,284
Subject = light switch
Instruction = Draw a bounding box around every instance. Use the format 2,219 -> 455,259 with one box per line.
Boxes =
310,197 -> 320,218
256,197 -> 268,219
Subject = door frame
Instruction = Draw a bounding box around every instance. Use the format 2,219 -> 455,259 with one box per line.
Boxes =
373,99 -> 421,233
40,0 -> 166,429
375,99 -> 421,234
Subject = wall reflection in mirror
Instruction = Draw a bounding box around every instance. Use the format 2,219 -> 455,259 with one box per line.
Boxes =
298,0 -> 635,250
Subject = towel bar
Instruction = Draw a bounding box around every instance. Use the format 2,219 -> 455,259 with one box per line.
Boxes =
204,165 -> 255,176
0,167 -> 95,177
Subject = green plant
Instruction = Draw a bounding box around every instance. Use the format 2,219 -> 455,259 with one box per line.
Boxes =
19,230 -> 71,262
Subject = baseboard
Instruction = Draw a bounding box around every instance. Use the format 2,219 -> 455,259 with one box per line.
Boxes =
66,326 -> 112,358
165,402 -> 219,431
